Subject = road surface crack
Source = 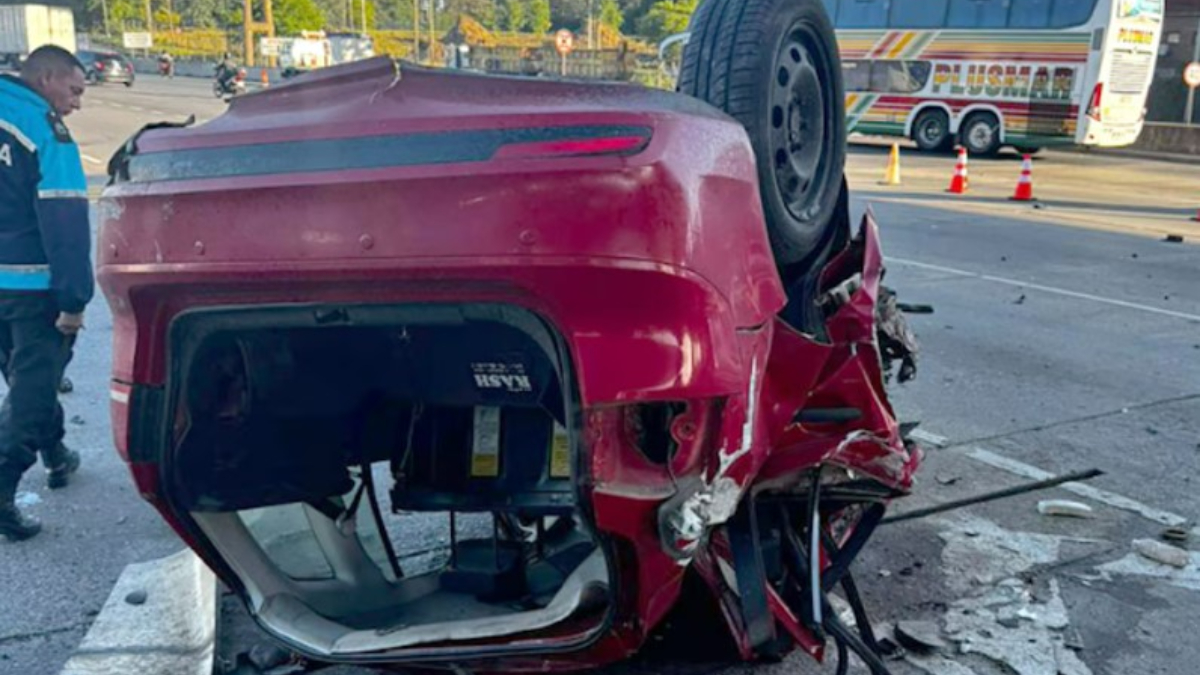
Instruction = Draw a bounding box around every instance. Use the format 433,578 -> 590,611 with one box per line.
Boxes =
0,620 -> 90,645
936,392 -> 1200,449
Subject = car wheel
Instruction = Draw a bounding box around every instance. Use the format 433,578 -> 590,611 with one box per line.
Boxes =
912,109 -> 951,152
124,80 -> 133,88
960,112 -> 1001,157
678,0 -> 846,268
1014,146 -> 1042,156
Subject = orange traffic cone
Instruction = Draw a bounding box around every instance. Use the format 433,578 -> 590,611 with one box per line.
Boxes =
1010,154 -> 1035,201
880,143 -> 902,186
261,70 -> 269,87
947,146 -> 968,194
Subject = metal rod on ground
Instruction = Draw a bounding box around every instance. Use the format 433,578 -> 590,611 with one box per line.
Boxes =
882,468 -> 1104,524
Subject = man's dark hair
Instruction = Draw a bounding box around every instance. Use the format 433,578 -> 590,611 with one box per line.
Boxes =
21,45 -> 85,82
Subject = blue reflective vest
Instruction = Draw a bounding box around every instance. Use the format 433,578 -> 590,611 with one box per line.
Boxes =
0,74 -> 93,314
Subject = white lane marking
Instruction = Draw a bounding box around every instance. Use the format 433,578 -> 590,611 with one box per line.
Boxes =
82,153 -> 103,165
910,428 -> 949,448
150,109 -> 165,115
891,257 -> 1200,323
962,445 -> 1190,528
128,106 -> 145,112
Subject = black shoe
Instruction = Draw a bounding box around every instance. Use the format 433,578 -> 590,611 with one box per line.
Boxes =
0,504 -> 41,542
46,446 -> 81,490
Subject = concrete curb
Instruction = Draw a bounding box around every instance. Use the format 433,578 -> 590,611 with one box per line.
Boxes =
58,549 -> 216,675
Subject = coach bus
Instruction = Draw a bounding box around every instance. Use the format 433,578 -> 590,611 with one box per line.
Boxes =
827,0 -> 1164,154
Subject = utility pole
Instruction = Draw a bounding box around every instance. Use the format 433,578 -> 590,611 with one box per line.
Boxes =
243,0 -> 252,65
360,0 -> 367,35
100,0 -> 110,36
412,0 -> 420,61
145,0 -> 154,32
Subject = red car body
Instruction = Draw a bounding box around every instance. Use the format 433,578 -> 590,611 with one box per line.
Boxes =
98,58 -> 920,671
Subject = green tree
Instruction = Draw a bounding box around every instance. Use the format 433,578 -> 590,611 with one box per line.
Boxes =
502,0 -> 525,30
635,0 -> 695,41
599,0 -> 623,31
274,0 -> 326,34
529,0 -> 551,34
108,0 -> 140,28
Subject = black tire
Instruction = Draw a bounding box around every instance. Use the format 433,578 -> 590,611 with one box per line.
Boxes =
678,0 -> 846,268
1015,146 -> 1042,156
959,112 -> 1001,157
912,109 -> 951,152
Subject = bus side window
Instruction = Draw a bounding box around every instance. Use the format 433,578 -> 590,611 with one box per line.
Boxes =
946,0 -> 1007,28
870,60 -> 932,93
838,0 -> 888,28
842,60 -> 871,92
889,0 -> 949,28
1050,0 -> 1098,28
1009,0 -> 1052,27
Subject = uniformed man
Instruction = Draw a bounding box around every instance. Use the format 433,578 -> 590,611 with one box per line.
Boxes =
0,45 -> 93,542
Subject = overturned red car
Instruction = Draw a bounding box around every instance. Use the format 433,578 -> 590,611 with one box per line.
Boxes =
97,1 -> 921,672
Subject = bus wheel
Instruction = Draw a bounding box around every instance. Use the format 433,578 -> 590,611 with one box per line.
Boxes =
678,0 -> 846,268
960,112 -> 1001,157
913,109 -> 951,152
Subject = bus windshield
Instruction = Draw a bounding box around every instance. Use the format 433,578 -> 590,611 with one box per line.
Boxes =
825,0 -> 1164,154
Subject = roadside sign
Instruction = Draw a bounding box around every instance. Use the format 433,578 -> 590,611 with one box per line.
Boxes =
554,29 -> 574,55
1184,62 -> 1200,89
122,32 -> 152,50
260,37 -> 284,57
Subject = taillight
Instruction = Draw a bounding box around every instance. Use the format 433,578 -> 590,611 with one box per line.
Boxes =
1087,83 -> 1104,122
492,133 -> 650,160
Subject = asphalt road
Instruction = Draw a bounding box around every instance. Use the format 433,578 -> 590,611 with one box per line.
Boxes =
0,75 -> 1197,675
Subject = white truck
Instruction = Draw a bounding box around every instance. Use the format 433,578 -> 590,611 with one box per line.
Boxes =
0,4 -> 76,68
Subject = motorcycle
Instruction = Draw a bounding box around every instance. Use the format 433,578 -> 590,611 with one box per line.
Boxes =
212,67 -> 247,99
158,56 -> 174,78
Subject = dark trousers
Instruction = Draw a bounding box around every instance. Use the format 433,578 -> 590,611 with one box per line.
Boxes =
0,293 -> 74,489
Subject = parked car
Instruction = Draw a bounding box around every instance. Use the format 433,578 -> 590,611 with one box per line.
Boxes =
77,50 -> 134,87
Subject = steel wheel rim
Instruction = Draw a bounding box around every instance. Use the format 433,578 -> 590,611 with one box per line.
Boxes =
919,117 -> 944,146
768,23 -> 834,223
968,120 -> 994,151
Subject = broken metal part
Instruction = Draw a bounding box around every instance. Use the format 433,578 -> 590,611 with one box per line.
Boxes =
1132,539 -> 1190,569
893,621 -> 947,653
876,286 -> 920,383
882,468 -> 1104,524
1162,527 -> 1189,543
896,303 -> 934,314
1036,500 -> 1095,518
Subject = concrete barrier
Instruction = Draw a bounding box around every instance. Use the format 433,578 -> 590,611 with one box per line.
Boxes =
58,549 -> 216,675
131,57 -> 282,84
1129,122 -> 1200,156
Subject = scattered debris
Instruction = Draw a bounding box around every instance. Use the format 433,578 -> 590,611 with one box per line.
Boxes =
895,621 -> 947,653
879,569 -> 893,578
248,643 -> 293,671
124,589 -> 148,606
1162,527 -> 1189,543
1131,253 -> 1138,259
1001,256 -> 1008,262
877,636 -> 907,660
15,491 -> 41,508
1132,539 -> 1190,569
58,376 -> 73,394
1145,426 -> 1159,435
1063,626 -> 1086,652
1014,294 -> 1027,305
70,415 -> 85,426
936,474 -> 961,486
898,302 -> 936,314
1032,203 -> 1046,210
1163,234 -> 1184,243
1036,500 -> 1094,519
